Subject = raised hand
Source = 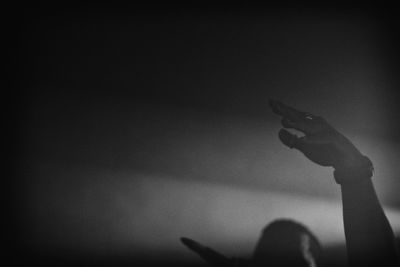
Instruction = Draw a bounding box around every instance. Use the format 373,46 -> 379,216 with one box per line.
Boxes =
269,99 -> 373,184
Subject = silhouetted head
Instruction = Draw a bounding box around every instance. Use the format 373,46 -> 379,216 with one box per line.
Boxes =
252,219 -> 322,267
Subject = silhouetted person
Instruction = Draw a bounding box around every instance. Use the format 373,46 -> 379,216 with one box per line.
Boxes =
252,219 -> 321,267
180,100 -> 399,267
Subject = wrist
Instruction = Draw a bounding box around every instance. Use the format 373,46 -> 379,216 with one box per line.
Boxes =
333,155 -> 374,185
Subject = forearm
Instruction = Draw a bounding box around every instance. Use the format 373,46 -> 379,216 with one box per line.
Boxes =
268,100 -> 399,266
340,178 -> 398,267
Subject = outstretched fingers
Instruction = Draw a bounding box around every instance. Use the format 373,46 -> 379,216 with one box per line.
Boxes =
270,99 -> 324,135
269,98 -> 308,122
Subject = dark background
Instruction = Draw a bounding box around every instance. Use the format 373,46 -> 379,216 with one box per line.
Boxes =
11,3 -> 400,267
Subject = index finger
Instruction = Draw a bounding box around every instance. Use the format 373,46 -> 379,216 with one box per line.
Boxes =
269,98 -> 309,122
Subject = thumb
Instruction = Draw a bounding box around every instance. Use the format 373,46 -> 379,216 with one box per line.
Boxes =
279,129 -> 301,149
279,128 -> 313,155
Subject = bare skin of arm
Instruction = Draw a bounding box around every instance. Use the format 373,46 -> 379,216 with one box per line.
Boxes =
341,179 -> 397,266
269,99 -> 398,267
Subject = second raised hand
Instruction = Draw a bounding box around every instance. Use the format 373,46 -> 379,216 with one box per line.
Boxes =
180,237 -> 232,266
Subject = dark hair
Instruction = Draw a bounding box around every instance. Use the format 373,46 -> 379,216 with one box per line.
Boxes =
252,219 -> 322,267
